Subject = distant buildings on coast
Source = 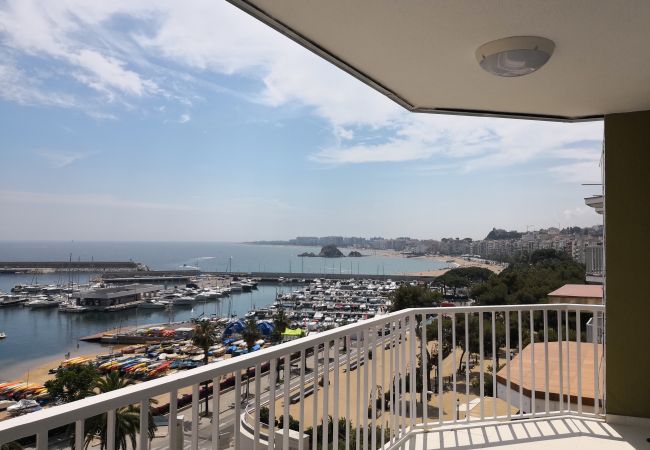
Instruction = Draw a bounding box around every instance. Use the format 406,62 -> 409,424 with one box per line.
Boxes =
254,224 -> 604,276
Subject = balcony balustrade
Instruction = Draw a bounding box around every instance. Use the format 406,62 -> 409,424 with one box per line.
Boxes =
0,304 -> 609,449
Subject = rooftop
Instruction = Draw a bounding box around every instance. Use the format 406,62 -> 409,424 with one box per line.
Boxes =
548,284 -> 603,299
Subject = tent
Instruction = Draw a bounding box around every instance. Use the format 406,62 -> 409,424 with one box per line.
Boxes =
223,320 -> 245,337
257,321 -> 274,336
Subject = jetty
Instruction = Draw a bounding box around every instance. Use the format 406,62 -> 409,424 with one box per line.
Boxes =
0,261 -> 141,274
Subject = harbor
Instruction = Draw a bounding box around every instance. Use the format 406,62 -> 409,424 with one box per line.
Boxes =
0,276 -> 413,422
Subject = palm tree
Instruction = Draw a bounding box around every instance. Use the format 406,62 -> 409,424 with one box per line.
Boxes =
193,319 -> 218,415
271,308 -> 289,344
241,317 -> 262,398
84,372 -> 157,450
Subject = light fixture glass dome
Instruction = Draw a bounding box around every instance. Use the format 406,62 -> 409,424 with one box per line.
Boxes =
476,36 -> 555,77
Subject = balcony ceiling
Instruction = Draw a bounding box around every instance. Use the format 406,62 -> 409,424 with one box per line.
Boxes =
227,0 -> 650,121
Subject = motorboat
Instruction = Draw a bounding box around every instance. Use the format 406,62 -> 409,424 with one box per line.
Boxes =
138,300 -> 166,309
7,399 -> 42,416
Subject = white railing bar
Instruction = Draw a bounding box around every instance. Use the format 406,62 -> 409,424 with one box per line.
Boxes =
191,384 -> 199,450
479,312 -> 485,420
530,310 -> 536,418
362,329 -> 369,449
298,352 -> 305,450
212,376 -> 220,450
107,409 -> 115,450
168,388 -> 177,450
557,310 -> 563,413
451,313 -> 456,425
421,313 -> 428,428
36,430 -> 47,450
234,372 -> 242,450
544,310 -> 549,414
491,311 -> 497,419
380,325 -> 386,448
268,358 -> 276,450
593,309 -> 599,416
390,320 -> 397,445
355,330 -> 362,450
371,325 -> 378,450
75,419 -> 84,450
408,315 -> 416,432
333,337 -> 340,450
518,310 -> 523,419
283,353 -> 291,450
464,312 -> 469,424
139,399 -> 149,450
437,313 -> 443,425
400,318 -> 406,435
323,342 -> 330,450
254,364 -> 261,450
411,409 -> 605,432
345,336 -> 351,450
505,311 -> 511,420
577,309 -> 583,414
566,309 -> 571,414
313,343 -> 319,450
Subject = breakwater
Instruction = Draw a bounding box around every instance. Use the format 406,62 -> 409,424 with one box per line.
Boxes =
0,261 -> 140,274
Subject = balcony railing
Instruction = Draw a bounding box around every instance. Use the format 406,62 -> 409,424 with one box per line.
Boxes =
0,304 -> 605,449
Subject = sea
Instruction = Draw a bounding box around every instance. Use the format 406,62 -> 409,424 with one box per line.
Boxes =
0,241 -> 448,380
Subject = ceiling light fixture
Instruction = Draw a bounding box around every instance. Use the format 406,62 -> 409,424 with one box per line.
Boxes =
476,36 -> 555,77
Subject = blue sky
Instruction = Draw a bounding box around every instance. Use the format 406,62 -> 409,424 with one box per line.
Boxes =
0,0 -> 603,241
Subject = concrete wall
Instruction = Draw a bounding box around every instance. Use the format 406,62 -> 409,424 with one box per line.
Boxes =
604,110 -> 650,419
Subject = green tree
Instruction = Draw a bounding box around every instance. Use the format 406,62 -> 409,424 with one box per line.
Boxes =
192,320 -> 218,415
271,308 -> 289,344
44,363 -> 99,403
83,372 -> 157,450
242,317 -> 262,398
389,285 -> 440,312
1,442 -> 24,450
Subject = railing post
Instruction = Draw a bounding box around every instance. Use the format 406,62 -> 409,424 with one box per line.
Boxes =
191,384 -> 199,450
212,377 -> 221,450
75,419 -> 84,450
107,409 -> 116,450
577,309 -> 583,414
479,312 -> 485,420
139,399 -> 149,450
169,388 -> 178,450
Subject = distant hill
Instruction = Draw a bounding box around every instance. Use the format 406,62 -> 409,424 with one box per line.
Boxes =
485,228 -> 523,240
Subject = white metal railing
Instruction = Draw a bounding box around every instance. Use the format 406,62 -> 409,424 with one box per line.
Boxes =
0,304 -> 605,450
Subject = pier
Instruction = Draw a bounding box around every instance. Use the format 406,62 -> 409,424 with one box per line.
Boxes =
207,271 -> 437,282
99,270 -> 200,284
0,261 -> 140,274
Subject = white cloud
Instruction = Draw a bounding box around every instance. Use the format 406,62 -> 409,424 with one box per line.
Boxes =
0,62 -> 77,107
34,149 -> 96,168
0,0 -> 604,177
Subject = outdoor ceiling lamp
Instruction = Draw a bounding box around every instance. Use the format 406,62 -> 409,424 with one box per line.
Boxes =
476,36 -> 555,77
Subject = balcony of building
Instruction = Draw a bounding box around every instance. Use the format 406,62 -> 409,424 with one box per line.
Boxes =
1,303 -> 646,450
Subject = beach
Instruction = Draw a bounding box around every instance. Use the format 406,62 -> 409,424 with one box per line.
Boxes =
406,255 -> 506,277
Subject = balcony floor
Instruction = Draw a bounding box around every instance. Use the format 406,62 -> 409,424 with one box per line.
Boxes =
398,416 -> 648,449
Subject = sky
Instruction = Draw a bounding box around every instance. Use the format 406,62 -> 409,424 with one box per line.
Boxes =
0,0 -> 604,242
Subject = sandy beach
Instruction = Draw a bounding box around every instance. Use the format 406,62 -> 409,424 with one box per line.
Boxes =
406,255 -> 506,277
